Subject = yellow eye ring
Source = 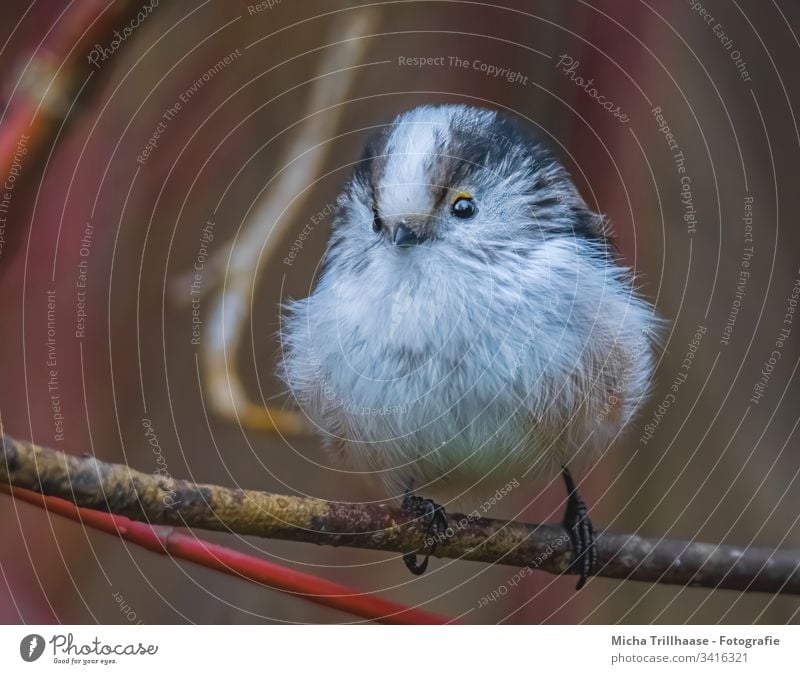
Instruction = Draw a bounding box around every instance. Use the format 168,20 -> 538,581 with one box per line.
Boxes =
450,191 -> 473,205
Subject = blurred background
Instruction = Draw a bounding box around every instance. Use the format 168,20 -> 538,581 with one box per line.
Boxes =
0,0 -> 799,624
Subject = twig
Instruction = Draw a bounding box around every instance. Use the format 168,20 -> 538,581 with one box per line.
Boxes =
193,11 -> 378,435
3,485 -> 449,624
2,432 -> 799,595
0,0 -> 146,197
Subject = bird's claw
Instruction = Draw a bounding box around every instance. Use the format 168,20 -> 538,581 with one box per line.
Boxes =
401,491 -> 448,575
562,467 -> 597,590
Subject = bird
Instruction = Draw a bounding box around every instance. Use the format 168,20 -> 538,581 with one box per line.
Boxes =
278,104 -> 659,588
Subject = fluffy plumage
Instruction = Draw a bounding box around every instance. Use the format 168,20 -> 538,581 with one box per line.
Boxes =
279,104 -> 658,506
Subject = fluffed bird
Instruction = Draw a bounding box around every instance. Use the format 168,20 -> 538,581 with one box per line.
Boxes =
279,104 -> 658,587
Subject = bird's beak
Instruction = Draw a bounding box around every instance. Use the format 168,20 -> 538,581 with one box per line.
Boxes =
392,223 -> 425,247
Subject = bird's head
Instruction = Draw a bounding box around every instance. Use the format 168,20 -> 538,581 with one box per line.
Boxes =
333,104 -> 607,262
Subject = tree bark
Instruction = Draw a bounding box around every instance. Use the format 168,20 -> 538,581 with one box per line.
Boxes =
2,431 -> 798,594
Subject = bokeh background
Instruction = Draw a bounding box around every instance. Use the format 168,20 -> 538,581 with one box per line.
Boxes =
1,0 -> 799,624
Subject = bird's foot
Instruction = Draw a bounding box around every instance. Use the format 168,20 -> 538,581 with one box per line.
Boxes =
401,491 -> 448,575
561,467 -> 597,590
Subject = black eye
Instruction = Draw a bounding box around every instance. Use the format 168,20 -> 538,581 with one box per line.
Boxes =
372,209 -> 383,232
451,196 -> 476,219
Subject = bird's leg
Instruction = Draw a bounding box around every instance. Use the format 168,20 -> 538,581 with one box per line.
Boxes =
401,489 -> 448,575
561,467 -> 597,590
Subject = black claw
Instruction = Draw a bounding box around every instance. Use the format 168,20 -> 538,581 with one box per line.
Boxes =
561,467 -> 597,590
401,491 -> 448,575
402,551 -> 430,575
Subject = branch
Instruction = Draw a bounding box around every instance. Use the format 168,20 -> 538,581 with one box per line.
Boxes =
185,11 -> 379,436
0,0 -> 148,195
2,432 -> 799,595
3,485 -> 449,624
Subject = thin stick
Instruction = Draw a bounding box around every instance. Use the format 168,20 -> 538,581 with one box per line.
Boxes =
3,485 -> 449,625
196,11 -> 378,435
0,0 -> 145,191
2,432 -> 799,595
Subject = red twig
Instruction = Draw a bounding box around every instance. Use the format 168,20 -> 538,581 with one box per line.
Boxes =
2,485 -> 450,625
0,1 -> 141,183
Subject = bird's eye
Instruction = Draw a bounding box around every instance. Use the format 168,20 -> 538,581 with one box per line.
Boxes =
451,194 -> 476,220
372,209 -> 383,232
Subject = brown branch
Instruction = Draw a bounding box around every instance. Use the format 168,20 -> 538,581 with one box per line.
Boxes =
3,484 -> 449,624
190,11 -> 379,436
0,0 -> 152,213
2,432 -> 798,595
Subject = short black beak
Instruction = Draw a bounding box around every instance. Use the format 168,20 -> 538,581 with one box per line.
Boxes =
392,223 -> 422,247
